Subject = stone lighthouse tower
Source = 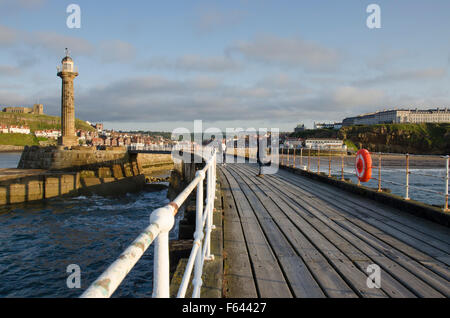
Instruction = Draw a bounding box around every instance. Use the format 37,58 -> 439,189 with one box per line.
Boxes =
57,48 -> 79,147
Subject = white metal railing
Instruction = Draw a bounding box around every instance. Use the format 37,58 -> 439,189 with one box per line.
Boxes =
127,144 -> 175,151
81,146 -> 217,298
57,65 -> 79,73
279,148 -> 449,212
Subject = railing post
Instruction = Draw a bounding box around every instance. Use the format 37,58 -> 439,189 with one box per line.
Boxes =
205,160 -> 214,261
341,153 -> 345,181
293,148 -> 296,168
151,207 -> 176,298
328,146 -> 331,178
378,152 -> 382,192
300,148 -> 303,168
317,148 -> 320,174
445,155 -> 449,212
308,148 -> 311,171
287,148 -> 290,167
192,170 -> 205,298
405,153 -> 410,200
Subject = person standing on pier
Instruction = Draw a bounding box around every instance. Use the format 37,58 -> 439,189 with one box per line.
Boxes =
219,139 -> 227,166
256,134 -> 265,177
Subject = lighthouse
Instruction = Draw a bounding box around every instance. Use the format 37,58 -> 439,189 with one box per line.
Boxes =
57,48 -> 79,147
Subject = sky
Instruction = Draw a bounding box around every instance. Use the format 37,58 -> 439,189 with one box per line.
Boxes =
0,0 -> 450,132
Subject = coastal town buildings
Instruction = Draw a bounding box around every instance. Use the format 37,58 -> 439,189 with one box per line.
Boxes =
283,137 -> 304,149
35,130 -> 61,139
0,125 -> 31,134
343,108 -> 450,126
314,122 -> 343,130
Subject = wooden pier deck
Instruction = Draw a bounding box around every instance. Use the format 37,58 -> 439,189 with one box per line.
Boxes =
218,163 -> 450,298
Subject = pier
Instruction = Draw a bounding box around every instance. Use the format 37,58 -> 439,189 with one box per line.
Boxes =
219,163 -> 449,298
81,148 -> 450,298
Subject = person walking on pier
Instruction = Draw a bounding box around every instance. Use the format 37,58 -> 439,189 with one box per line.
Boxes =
219,139 -> 227,166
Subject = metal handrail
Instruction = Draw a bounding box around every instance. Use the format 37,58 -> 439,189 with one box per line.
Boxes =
81,146 -> 217,298
281,149 -> 449,212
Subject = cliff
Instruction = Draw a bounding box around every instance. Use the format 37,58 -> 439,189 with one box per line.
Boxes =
291,123 -> 450,155
338,123 -> 450,154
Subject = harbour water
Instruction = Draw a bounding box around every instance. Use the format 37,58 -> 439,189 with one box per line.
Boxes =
0,152 -> 22,169
0,153 -> 175,297
0,190 -> 171,298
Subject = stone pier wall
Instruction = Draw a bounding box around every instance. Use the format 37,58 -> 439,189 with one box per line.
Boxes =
0,171 -> 80,205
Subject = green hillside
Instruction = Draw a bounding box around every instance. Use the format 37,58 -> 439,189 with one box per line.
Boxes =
0,133 -> 49,146
291,123 -> 450,155
339,123 -> 450,154
0,112 -> 95,132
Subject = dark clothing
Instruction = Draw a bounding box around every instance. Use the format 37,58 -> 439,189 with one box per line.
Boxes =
257,138 -> 264,175
257,139 -> 263,166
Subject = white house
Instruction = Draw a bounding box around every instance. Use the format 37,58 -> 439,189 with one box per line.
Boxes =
305,138 -> 346,150
35,129 -> 61,139
9,125 -> 30,134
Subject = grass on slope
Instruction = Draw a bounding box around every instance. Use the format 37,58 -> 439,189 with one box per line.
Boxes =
0,133 -> 49,146
0,112 -> 95,132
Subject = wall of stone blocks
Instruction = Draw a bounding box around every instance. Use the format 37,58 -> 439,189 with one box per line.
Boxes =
0,172 -> 79,205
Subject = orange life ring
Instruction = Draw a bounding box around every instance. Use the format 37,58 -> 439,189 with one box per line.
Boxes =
355,149 -> 372,182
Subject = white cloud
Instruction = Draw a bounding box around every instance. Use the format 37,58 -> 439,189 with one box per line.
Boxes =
139,55 -> 242,73
99,40 -> 136,63
229,35 -> 341,71
0,24 -> 18,47
0,65 -> 21,76
332,86 -> 385,108
194,6 -> 246,33
357,68 -> 447,86
26,31 -> 95,56
0,0 -> 46,10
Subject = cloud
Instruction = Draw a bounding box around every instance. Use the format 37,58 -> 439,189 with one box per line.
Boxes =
0,24 -> 137,65
194,6 -> 246,33
332,86 -> 385,108
0,24 -> 18,47
0,0 -> 46,10
366,49 -> 407,69
26,31 -> 95,57
228,35 -> 341,71
99,40 -> 136,63
35,73 -> 388,127
0,65 -> 21,77
357,68 -> 447,86
139,55 -> 242,73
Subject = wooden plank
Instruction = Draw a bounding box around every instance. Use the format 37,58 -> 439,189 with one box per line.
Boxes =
239,166 -> 428,298
219,168 -> 258,298
227,166 -> 326,298
233,164 -> 416,298
221,168 -> 292,298
232,165 -> 390,298
277,168 -> 450,254
230,165 -> 361,297
251,166 -> 448,297
275,170 -> 450,281
285,169 -> 450,243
